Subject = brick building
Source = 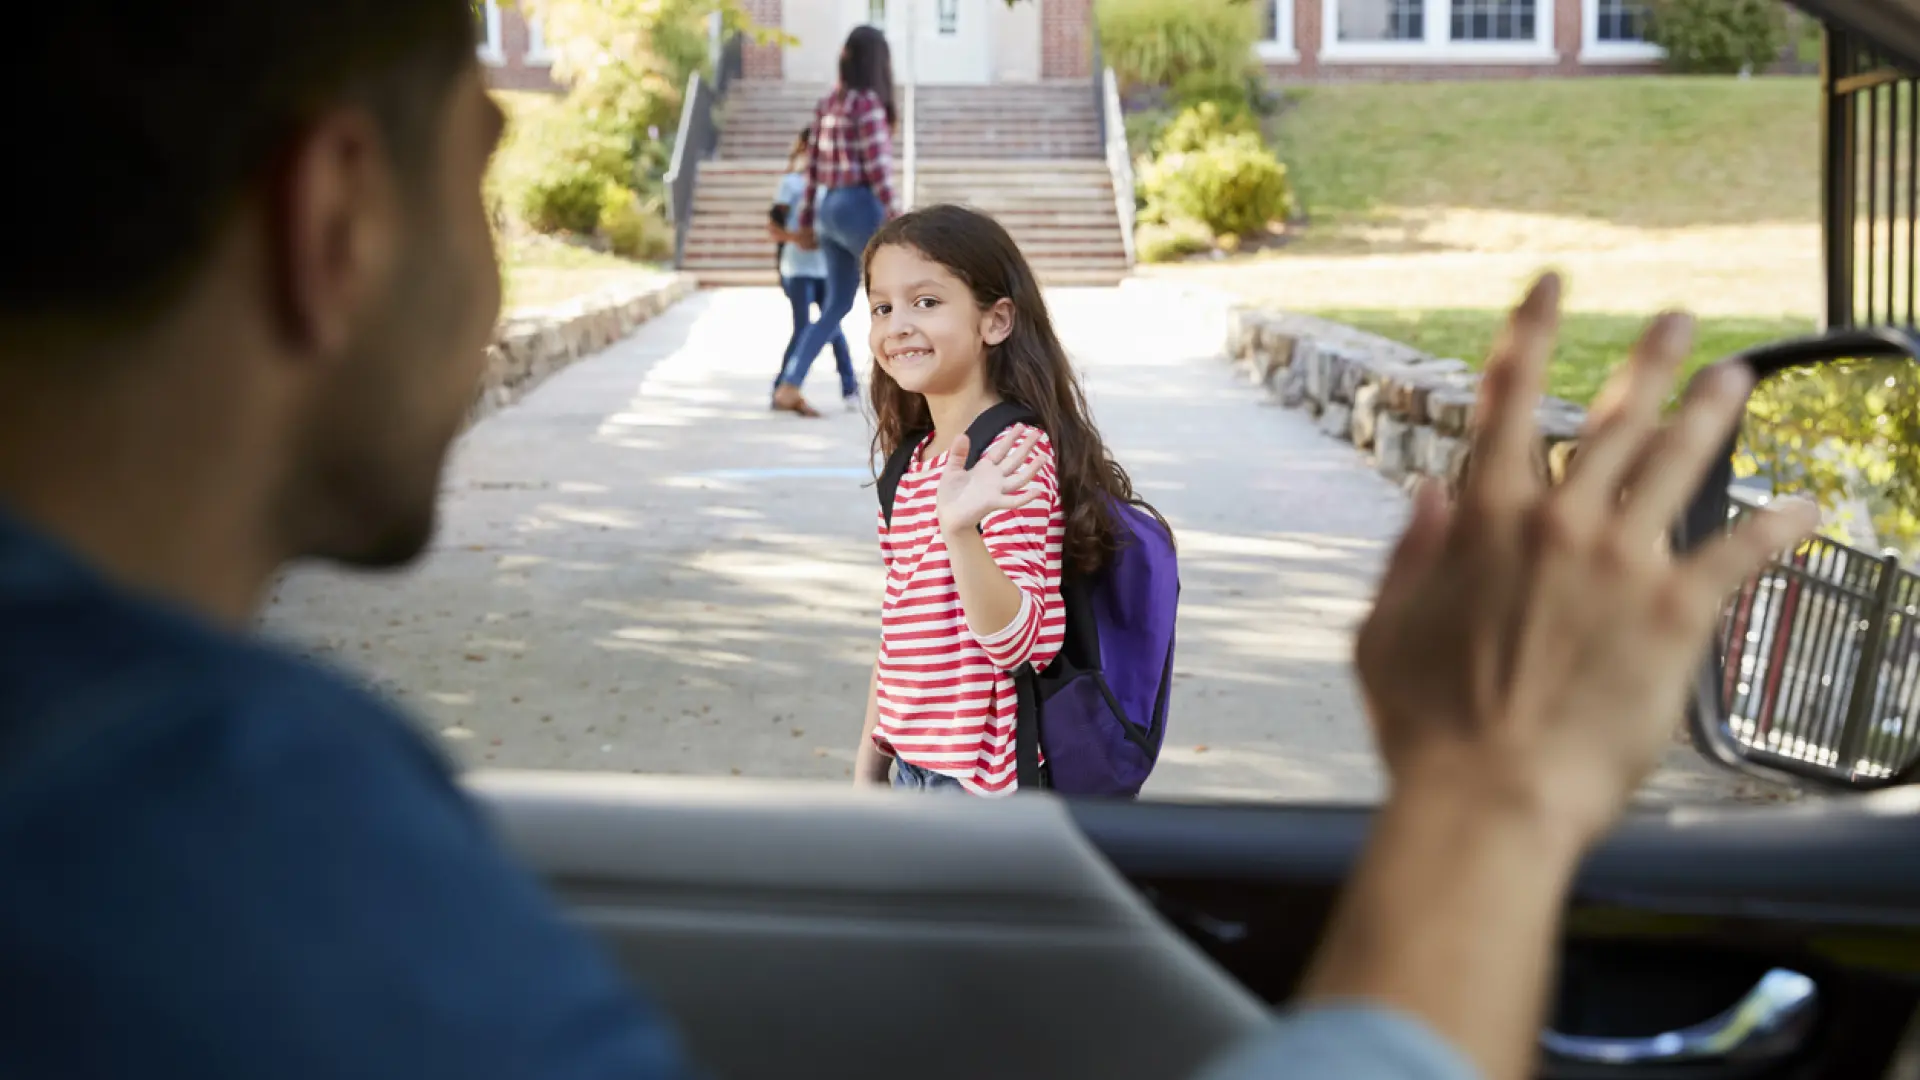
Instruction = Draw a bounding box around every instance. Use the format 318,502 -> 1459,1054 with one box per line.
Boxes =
735,0 -> 1665,86
477,1 -> 562,93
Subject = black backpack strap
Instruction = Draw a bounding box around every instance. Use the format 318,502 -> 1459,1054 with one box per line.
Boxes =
877,402 -> 1040,527
1013,665 -> 1047,791
961,402 -> 1041,469
876,430 -> 927,528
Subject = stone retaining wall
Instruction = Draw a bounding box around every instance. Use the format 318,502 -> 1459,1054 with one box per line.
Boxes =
1224,308 -> 1588,493
470,272 -> 697,427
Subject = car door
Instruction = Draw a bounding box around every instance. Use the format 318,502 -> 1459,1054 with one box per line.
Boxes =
468,770 -> 1920,1080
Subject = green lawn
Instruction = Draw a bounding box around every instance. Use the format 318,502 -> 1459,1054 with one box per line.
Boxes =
1318,309 -> 1817,405
500,231 -> 663,313
1270,76 -> 1820,238
1150,77 -> 1827,405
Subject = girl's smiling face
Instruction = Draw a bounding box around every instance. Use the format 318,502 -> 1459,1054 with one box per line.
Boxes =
866,243 -> 1012,399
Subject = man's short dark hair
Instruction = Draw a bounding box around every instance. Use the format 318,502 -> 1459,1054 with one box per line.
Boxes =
4,2 -> 475,326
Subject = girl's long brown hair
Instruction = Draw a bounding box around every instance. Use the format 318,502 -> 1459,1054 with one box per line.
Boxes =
864,204 -> 1167,577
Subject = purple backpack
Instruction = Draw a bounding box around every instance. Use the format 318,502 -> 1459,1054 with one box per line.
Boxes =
878,403 -> 1179,798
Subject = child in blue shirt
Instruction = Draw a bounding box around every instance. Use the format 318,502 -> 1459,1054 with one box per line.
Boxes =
771,127 -> 859,412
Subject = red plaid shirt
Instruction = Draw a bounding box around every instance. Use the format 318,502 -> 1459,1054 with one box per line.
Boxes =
798,87 -> 896,231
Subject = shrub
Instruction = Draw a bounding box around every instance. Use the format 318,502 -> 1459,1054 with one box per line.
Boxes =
1645,0 -> 1786,73
1140,131 -> 1293,238
1096,0 -> 1259,92
599,184 -> 674,261
1169,70 -> 1259,122
1136,219 -> 1216,262
1155,100 -> 1260,155
1125,108 -> 1174,159
489,97 -> 634,235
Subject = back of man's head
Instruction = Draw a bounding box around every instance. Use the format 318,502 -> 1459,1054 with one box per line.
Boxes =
0,2 -> 506,601
6,2 -> 475,328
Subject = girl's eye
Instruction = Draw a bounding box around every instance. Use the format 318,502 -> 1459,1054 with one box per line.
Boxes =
915,297 -> 939,309
872,303 -> 891,316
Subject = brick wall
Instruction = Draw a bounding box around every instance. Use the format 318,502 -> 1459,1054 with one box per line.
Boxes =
1042,0 -> 1094,79
744,0 -> 784,80
1264,0 -> 1662,82
482,6 -> 562,94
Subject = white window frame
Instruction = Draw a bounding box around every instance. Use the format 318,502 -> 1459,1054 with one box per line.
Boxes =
477,0 -> 506,66
1319,0 -> 1558,63
1258,0 -> 1300,62
525,14 -> 555,65
1580,0 -> 1664,62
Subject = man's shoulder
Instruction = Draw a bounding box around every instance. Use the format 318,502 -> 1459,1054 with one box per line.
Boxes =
0,564 -> 441,802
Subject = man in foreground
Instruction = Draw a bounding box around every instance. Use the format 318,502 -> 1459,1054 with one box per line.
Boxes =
0,4 -> 1812,1078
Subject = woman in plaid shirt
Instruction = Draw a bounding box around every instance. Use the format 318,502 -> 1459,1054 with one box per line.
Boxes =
771,25 -> 898,419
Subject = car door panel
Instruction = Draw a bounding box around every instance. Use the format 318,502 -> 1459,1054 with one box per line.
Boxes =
470,771 -> 1920,1080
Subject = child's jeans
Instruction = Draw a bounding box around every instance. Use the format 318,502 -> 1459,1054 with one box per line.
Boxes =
891,759 -> 966,792
777,274 -> 858,399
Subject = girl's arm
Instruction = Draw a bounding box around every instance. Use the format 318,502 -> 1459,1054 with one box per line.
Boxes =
852,659 -> 890,785
940,432 -> 1064,672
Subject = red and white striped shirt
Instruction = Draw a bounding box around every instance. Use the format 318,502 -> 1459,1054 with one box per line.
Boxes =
798,87 -> 896,230
874,424 -> 1066,796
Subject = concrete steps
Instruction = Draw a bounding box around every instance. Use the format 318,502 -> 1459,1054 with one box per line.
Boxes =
915,159 -> 1127,285
685,81 -> 1126,288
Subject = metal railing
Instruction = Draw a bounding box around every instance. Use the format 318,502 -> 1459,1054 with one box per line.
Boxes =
665,29 -> 745,268
902,81 -> 918,211
1091,36 -> 1137,268
1718,499 -> 1920,779
1101,66 -> 1136,268
1824,27 -> 1920,328
664,70 -> 715,268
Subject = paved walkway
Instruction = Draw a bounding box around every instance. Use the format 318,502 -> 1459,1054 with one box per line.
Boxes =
263,283 -> 1779,805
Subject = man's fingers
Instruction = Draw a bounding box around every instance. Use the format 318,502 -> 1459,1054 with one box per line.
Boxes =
1681,498 -> 1819,612
1619,362 -> 1753,539
1466,273 -> 1559,513
1561,313 -> 1692,505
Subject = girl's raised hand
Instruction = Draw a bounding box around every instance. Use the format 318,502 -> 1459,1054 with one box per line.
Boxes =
936,428 -> 1046,539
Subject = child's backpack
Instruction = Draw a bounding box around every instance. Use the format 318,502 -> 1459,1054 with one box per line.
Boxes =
877,402 -> 1179,798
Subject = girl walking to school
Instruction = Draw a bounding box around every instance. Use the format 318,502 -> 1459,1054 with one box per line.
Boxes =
772,24 -> 896,419
852,204 -> 1160,795
769,126 -> 859,411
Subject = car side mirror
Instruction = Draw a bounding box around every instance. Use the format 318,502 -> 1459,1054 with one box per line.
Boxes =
1680,327 -> 1920,791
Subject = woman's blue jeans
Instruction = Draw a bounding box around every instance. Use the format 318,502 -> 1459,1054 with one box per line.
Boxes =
778,185 -> 884,391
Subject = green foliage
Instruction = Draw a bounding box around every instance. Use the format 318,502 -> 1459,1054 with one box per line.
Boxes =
1737,358 -> 1920,560
1169,70 -> 1262,123
1096,0 -> 1260,92
1645,0 -> 1787,74
599,184 -> 674,260
1139,130 -> 1292,237
1155,100 -> 1260,154
489,96 -> 634,234
1136,219 -> 1216,262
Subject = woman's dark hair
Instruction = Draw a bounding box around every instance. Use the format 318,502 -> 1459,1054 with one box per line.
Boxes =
790,125 -> 812,158
838,25 -> 896,127
864,204 -> 1168,577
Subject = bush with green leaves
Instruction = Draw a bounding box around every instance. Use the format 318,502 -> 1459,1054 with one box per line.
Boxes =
599,184 -> 674,261
1645,0 -> 1787,73
1155,100 -> 1260,155
1136,219 -> 1216,263
1096,0 -> 1260,93
1139,130 -> 1292,238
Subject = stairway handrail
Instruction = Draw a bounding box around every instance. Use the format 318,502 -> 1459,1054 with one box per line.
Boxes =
1100,66 -> 1136,268
902,81 -> 918,212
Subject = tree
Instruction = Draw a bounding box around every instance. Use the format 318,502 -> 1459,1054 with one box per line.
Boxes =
1736,358 -> 1920,562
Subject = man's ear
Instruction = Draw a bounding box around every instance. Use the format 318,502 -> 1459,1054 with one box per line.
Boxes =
981,297 -> 1015,348
271,108 -> 400,360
